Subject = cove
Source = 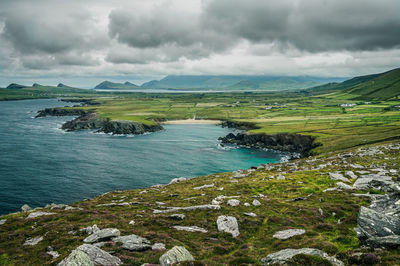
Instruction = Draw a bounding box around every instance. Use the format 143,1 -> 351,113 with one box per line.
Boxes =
0,99 -> 286,215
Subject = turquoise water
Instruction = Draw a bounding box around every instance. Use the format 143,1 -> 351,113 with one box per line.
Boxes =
0,99 -> 284,215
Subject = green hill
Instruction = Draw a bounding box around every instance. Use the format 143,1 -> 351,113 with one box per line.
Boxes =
309,68 -> 400,100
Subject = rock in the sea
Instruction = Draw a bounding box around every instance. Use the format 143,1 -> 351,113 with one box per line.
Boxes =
168,214 -> 185,220
227,199 -> 240,206
159,246 -> 194,266
217,216 -> 240,238
0,219 -> 6,225
252,199 -> 261,206
172,226 -> 208,233
26,211 -> 55,219
261,248 -> 343,266
83,228 -> 120,243
58,250 -> 94,266
113,234 -> 151,251
273,229 -> 306,240
329,172 -> 350,182
24,236 -> 43,246
152,242 -> 166,251
193,183 -> 214,190
21,204 -> 32,212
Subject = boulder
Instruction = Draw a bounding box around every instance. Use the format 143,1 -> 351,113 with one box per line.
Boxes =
244,212 -> 257,217
353,174 -> 393,190
26,211 -> 55,219
273,229 -> 306,240
58,250 -> 94,266
24,236 -> 43,246
329,173 -> 350,183
337,182 -> 354,190
169,177 -> 186,185
252,199 -> 261,206
159,246 -> 194,266
217,216 -> 240,237
346,171 -> 358,179
0,219 -> 6,225
113,234 -> 151,251
152,243 -> 166,251
227,199 -> 240,206
83,228 -> 120,243
77,244 -> 121,265
168,214 -> 185,220
366,235 -> 400,248
21,204 -> 32,212
261,248 -> 343,266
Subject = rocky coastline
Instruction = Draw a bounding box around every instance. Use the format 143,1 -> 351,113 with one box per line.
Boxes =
35,107 -> 163,135
219,132 -> 318,157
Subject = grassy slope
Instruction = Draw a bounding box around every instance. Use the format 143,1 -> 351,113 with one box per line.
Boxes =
0,141 -> 399,265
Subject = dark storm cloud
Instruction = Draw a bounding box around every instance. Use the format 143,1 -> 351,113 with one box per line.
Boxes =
202,0 -> 400,52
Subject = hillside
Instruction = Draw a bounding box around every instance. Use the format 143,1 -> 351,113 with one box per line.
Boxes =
141,75 -> 343,90
309,68 -> 400,100
94,81 -> 140,90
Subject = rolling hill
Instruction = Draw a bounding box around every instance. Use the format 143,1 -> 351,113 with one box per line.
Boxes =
310,68 -> 400,100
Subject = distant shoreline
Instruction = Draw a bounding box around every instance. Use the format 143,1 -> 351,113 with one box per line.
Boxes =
161,119 -> 221,125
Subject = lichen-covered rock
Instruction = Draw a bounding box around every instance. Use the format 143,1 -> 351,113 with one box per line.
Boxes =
329,172 -> 350,182
152,243 -> 166,251
159,246 -> 194,266
252,199 -> 261,206
353,174 -> 393,190
83,228 -> 120,243
227,199 -> 240,206
75,244 -> 121,265
57,250 -> 93,266
366,235 -> 400,248
26,211 -> 55,219
217,215 -> 240,237
21,204 -> 32,212
112,234 -> 151,251
273,229 -> 306,240
261,248 -> 344,266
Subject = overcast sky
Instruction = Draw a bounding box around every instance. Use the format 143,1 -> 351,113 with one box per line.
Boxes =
0,0 -> 399,87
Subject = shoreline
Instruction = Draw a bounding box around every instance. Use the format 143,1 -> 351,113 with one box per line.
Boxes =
161,119 -> 221,125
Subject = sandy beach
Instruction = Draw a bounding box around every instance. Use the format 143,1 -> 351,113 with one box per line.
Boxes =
161,119 -> 221,125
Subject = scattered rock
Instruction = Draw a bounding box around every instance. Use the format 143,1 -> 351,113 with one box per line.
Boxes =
169,177 -> 186,185
318,208 -> 324,216
46,246 -> 60,259
113,234 -> 151,251
129,220 -> 135,225
83,228 -> 120,243
159,246 -> 194,266
227,199 -> 240,206
323,187 -> 338,192
153,204 -> 220,214
172,226 -> 208,233
260,248 -> 344,266
353,174 -> 393,190
26,211 -> 55,219
244,212 -> 257,217
252,199 -> 261,206
81,224 -> 101,235
152,243 -> 166,251
366,235 -> 400,248
337,182 -> 354,190
244,203 -> 251,207
24,236 -> 43,246
346,171 -> 358,179
211,195 -> 239,205
58,250 -> 93,266
273,229 -> 306,240
193,183 -> 214,190
217,216 -> 240,238
329,172 -> 350,182
0,219 -> 6,225
76,244 -> 121,265
21,204 -> 32,212
168,214 -> 185,220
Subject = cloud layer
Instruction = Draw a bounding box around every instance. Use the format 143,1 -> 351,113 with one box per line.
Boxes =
0,0 -> 399,86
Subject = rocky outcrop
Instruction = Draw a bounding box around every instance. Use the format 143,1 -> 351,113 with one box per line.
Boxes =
219,132 -> 318,157
35,107 -> 89,118
261,248 -> 344,266
36,107 -> 164,135
217,215 -> 240,237
221,120 -> 258,130
83,228 -> 120,243
58,244 -> 121,266
112,234 -> 151,251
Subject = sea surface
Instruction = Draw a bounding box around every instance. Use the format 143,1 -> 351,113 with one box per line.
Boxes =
0,99 -> 285,215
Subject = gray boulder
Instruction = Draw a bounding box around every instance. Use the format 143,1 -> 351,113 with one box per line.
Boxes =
26,211 -> 55,219
227,199 -> 240,207
58,250 -> 94,266
113,234 -> 151,251
83,228 -> 120,243
21,204 -> 32,212
353,174 -> 393,190
217,216 -> 240,237
172,226 -> 208,233
24,236 -> 43,246
366,235 -> 400,248
168,214 -> 185,220
159,246 -> 194,266
152,243 -> 166,251
329,172 -> 350,183
76,244 -> 121,265
0,219 -> 6,225
261,248 -> 343,266
273,229 -> 306,240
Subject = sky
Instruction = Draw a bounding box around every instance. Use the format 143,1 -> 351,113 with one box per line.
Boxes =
0,0 -> 399,88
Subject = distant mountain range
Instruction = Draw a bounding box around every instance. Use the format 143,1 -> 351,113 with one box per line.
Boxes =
93,75 -> 345,91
